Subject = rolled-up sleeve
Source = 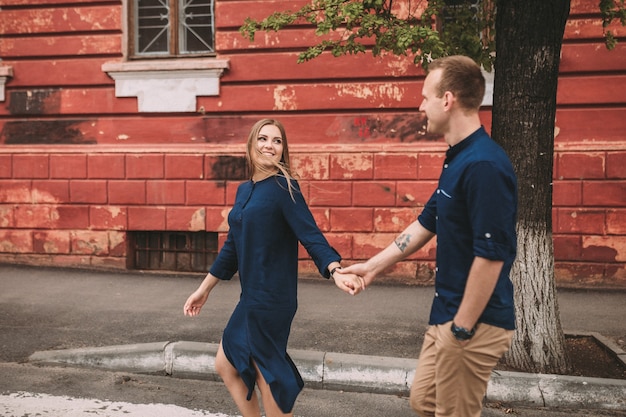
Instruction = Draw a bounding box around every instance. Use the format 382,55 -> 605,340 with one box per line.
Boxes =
418,191 -> 438,234
465,161 -> 517,261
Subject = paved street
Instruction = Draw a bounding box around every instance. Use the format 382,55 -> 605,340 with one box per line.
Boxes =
2,362 -> 625,417
1,265 -> 625,416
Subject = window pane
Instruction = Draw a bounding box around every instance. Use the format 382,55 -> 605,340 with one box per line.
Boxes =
441,0 -> 481,29
180,0 -> 214,53
137,0 -> 170,54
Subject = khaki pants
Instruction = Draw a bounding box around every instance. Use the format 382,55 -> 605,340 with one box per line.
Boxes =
409,321 -> 513,417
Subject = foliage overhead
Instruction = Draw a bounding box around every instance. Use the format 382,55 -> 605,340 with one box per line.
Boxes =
240,0 -> 496,70
601,0 -> 626,50
240,0 -> 625,70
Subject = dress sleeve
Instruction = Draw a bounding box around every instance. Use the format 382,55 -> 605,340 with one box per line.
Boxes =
208,229 -> 238,280
279,178 -> 340,278
208,184 -> 243,280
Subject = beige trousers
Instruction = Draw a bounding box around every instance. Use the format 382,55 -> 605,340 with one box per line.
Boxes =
409,321 -> 514,417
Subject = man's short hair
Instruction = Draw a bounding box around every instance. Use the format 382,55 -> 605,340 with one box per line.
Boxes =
427,55 -> 486,110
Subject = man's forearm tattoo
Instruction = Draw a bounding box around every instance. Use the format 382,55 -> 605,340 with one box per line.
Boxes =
395,233 -> 411,252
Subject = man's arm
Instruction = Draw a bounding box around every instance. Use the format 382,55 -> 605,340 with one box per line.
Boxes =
342,220 -> 435,287
453,256 -> 504,331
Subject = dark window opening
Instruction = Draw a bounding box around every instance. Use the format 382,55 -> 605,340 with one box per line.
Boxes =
129,231 -> 218,272
130,0 -> 215,58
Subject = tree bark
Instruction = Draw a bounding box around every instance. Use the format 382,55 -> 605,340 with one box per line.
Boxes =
492,0 -> 572,374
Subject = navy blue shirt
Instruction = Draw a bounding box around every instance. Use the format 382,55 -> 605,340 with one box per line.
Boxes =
418,127 -> 518,330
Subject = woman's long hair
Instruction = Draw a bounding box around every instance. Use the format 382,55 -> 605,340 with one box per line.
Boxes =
245,119 -> 298,200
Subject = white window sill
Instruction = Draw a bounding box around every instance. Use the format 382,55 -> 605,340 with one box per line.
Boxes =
102,59 -> 229,113
0,65 -> 13,102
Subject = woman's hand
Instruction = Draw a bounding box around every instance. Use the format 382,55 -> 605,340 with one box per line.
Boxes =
332,269 -> 365,295
339,262 -> 377,289
183,273 -> 220,317
183,290 -> 209,317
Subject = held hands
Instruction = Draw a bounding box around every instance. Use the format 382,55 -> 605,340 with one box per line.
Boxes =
339,262 -> 376,289
332,268 -> 366,295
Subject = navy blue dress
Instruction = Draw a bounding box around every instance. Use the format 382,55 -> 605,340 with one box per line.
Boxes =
208,175 -> 340,413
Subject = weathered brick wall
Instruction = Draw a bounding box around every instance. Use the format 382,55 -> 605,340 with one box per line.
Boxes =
0,0 -> 625,287
552,148 -> 626,287
1,143 -> 624,288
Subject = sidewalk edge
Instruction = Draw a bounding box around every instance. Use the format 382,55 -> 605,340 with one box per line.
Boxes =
28,341 -> 626,411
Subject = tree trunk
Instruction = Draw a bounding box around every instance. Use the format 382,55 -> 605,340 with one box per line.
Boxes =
491,0 -> 571,374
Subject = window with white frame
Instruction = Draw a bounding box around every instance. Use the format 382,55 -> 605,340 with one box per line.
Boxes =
103,0 -> 227,113
129,0 -> 215,58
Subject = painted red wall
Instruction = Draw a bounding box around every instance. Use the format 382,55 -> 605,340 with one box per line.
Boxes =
0,0 -> 625,288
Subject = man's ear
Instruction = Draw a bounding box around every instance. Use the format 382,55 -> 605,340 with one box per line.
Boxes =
443,91 -> 455,109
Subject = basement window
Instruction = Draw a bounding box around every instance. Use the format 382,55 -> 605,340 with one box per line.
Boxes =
129,231 -> 218,273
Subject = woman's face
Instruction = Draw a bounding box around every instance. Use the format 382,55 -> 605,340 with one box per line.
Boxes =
253,124 -> 284,170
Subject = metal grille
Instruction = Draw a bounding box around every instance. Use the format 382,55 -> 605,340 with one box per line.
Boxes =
180,0 -> 215,53
129,231 -> 218,272
135,0 -> 214,56
137,0 -> 170,54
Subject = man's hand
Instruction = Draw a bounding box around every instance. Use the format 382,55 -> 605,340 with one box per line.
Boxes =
332,269 -> 365,295
340,262 -> 377,288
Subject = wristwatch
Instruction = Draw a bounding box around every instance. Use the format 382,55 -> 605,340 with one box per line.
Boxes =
451,322 -> 475,341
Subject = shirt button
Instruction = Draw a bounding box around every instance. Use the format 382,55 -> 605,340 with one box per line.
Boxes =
444,164 -> 448,168
485,232 -> 492,238
437,189 -> 440,194
435,292 -> 439,297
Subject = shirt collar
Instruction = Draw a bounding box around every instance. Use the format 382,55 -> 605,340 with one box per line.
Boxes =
445,126 -> 486,162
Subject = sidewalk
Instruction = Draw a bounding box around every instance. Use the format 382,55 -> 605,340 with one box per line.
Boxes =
2,264 -> 625,411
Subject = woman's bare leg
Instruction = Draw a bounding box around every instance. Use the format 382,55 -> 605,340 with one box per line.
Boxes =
215,342 -> 262,417
253,361 -> 294,417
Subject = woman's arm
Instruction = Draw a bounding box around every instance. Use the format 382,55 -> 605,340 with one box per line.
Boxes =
183,273 -> 221,317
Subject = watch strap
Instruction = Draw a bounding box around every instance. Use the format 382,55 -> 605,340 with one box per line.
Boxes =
451,322 -> 476,340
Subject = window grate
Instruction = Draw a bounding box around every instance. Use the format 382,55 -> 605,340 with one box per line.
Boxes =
137,0 -> 170,54
129,231 -> 218,272
133,0 -> 215,57
180,0 -> 215,53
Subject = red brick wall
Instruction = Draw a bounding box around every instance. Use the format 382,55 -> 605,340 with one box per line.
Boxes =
0,0 -> 625,287
1,143 -> 624,288
553,148 -> 626,287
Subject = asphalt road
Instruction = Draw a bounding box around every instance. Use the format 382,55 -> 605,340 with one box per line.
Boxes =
2,362 -> 625,417
1,264 -> 625,416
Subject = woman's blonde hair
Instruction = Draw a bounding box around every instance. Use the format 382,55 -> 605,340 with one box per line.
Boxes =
246,118 -> 298,199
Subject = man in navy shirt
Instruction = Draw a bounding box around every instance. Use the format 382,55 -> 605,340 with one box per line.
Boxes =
343,55 -> 518,417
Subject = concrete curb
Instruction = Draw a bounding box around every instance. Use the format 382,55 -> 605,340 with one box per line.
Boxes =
29,341 -> 626,411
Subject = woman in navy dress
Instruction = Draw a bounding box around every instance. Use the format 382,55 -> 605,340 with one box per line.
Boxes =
183,119 -> 363,417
